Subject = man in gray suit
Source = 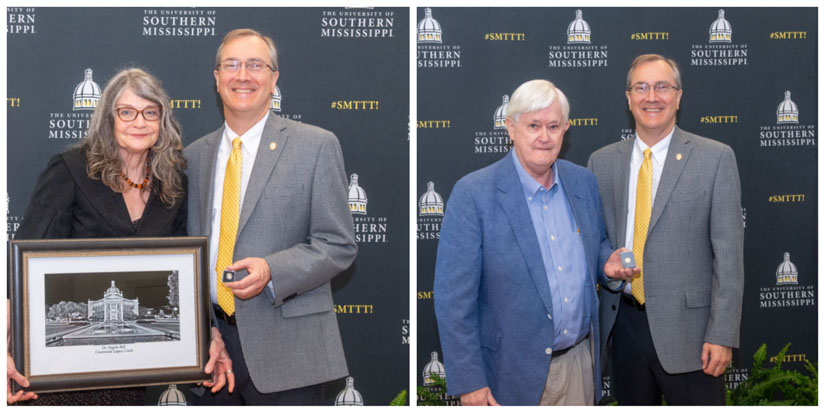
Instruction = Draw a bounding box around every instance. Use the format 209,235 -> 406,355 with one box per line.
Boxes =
185,28 -> 357,405
588,54 -> 743,405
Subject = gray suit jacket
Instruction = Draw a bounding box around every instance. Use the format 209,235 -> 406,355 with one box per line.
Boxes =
185,114 -> 357,392
587,127 -> 743,374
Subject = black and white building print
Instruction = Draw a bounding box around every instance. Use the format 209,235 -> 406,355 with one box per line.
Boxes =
44,270 -> 181,347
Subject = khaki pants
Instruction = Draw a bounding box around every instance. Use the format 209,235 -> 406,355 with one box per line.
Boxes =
539,337 -> 594,406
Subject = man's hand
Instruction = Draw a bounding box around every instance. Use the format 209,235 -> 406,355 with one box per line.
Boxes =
460,386 -> 500,406
701,342 -> 732,377
7,353 -> 37,404
224,257 -> 271,299
604,248 -> 640,281
201,327 -> 235,394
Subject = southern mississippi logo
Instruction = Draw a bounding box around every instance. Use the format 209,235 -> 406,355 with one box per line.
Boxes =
157,384 -> 187,406
348,174 -> 388,243
758,252 -> 815,308
417,181 -> 444,241
7,7 -> 36,34
548,10 -> 608,68
48,69 -> 99,140
420,351 -> 459,405
690,9 -> 748,66
321,8 -> 395,38
759,90 -> 816,147
334,377 -> 364,406
473,95 -> 512,154
142,9 -> 217,37
417,8 -> 461,68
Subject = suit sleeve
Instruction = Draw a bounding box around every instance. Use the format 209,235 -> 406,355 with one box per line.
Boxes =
433,179 -> 488,396
266,133 -> 358,306
17,154 -> 75,240
705,146 -> 744,348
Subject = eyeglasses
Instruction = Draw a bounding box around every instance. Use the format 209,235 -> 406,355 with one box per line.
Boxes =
628,82 -> 680,95
115,106 -> 162,122
217,59 -> 275,74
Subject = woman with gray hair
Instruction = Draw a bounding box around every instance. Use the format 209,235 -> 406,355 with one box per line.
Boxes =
7,68 -> 189,405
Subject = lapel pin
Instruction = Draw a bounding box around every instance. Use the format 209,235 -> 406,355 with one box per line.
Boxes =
269,142 -> 277,151
676,153 -> 682,160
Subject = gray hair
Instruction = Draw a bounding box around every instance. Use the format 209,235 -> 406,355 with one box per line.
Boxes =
215,28 -> 279,72
506,79 -> 570,123
626,54 -> 682,90
84,67 -> 185,207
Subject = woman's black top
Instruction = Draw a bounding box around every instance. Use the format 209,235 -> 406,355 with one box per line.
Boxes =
14,146 -> 187,405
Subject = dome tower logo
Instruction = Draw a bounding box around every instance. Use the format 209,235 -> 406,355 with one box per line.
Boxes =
270,85 -> 282,113
348,173 -> 368,215
776,91 -> 799,125
73,68 -> 101,111
567,9 -> 591,44
418,182 -> 444,217
494,95 -> 509,130
417,7 -> 442,44
334,376 -> 364,406
709,9 -> 732,43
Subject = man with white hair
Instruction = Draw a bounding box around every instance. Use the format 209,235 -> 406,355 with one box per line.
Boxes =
434,79 -> 635,405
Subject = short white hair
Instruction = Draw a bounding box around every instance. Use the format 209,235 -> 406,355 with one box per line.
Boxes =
506,79 -> 570,122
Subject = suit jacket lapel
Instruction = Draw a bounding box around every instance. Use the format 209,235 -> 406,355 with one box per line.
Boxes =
238,115 -> 288,234
495,156 -> 555,313
614,139 -> 633,245
649,127 -> 692,233
199,127 -> 223,237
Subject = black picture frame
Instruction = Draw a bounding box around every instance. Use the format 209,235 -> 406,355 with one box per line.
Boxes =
9,237 -> 211,393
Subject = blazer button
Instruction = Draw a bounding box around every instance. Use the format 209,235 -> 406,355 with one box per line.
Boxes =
545,348 -> 552,355
612,304 -> 617,310
547,314 -> 552,320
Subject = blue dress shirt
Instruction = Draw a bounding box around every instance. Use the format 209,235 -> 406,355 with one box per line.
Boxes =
511,151 -> 590,350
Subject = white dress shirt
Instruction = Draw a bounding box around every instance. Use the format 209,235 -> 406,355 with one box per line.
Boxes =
208,112 -> 270,304
623,129 -> 673,294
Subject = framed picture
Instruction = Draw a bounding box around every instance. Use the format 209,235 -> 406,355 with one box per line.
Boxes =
9,237 -> 211,393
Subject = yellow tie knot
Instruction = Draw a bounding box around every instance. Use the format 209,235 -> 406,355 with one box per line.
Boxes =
643,148 -> 652,160
232,137 -> 242,151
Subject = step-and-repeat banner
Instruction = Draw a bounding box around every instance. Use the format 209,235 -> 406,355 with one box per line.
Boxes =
417,7 -> 817,403
6,7 -> 409,406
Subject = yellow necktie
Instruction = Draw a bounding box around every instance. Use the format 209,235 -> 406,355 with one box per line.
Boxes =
216,137 -> 242,315
632,148 -> 652,305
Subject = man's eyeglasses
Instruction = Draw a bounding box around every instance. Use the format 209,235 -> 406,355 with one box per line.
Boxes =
217,59 -> 276,74
628,82 -> 680,95
116,106 -> 162,122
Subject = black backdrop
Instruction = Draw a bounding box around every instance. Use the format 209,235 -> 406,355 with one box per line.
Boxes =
417,7 -> 817,402
6,7 -> 409,405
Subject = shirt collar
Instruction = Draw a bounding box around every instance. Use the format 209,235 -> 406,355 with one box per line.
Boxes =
223,111 -> 269,156
511,149 -> 561,199
633,127 -> 674,163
